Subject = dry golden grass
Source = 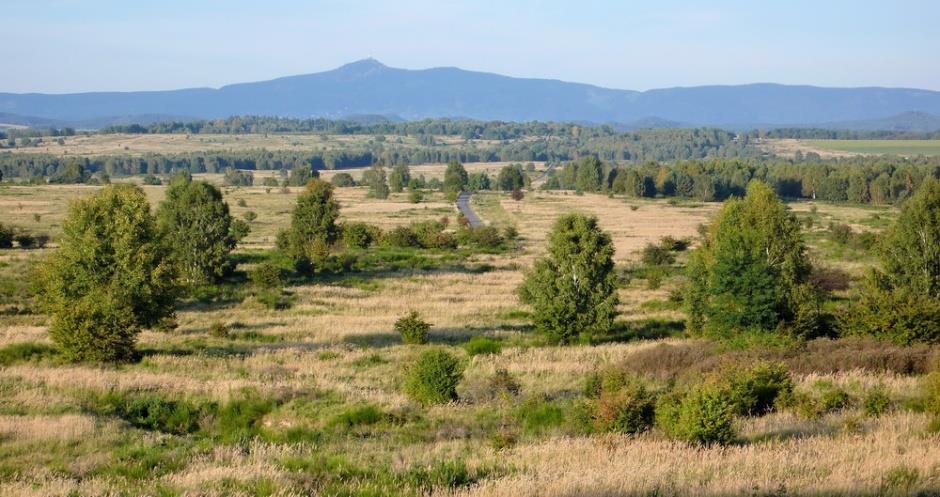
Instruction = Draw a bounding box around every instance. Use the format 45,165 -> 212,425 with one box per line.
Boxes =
0,181 -> 932,497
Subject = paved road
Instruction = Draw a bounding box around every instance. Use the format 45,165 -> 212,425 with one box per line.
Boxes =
455,191 -> 483,227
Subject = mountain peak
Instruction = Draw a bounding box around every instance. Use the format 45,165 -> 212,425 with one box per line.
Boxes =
337,58 -> 387,72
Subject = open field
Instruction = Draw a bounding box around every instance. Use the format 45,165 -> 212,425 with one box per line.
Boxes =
765,138 -> 940,158
0,178 -> 936,497
0,133 -> 535,157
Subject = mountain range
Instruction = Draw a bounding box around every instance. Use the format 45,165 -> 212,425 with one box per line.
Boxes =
2,59 -> 940,131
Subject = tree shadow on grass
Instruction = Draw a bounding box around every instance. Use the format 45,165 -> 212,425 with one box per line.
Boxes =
593,318 -> 685,344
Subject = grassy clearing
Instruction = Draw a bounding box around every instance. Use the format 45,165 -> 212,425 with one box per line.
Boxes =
1,181 -> 937,496
806,139 -> 940,156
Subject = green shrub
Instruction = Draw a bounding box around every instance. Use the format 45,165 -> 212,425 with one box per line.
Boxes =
342,222 -> 382,249
403,349 -> 463,405
588,374 -> 655,434
463,336 -> 502,356
118,395 -> 204,434
863,388 -> 892,417
458,226 -> 503,249
924,371 -> 940,416
656,382 -> 736,446
395,311 -> 431,345
214,396 -> 276,442
249,262 -> 284,290
721,361 -> 793,416
487,368 -> 521,397
641,243 -> 675,266
49,292 -> 139,363
383,226 -> 420,248
409,190 -> 423,203
820,387 -> 851,412
330,172 -> 356,187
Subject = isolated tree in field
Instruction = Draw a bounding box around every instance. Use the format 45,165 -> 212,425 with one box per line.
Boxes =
443,160 -> 468,199
280,179 -> 340,265
286,165 -> 318,186
575,156 -> 604,192
497,163 -> 526,191
685,181 -> 821,338
519,214 -> 618,344
33,184 -> 178,361
841,178 -> 940,343
467,172 -> 491,192
156,175 -> 238,284
364,165 -> 390,199
388,164 -> 411,193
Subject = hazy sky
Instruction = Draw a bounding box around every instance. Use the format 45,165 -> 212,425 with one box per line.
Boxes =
3,0 -> 938,94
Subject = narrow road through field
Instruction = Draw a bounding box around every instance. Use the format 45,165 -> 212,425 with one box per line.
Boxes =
455,191 -> 483,227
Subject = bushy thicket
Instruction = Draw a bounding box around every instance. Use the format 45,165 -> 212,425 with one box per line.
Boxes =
395,311 -> 431,345
277,179 -> 340,270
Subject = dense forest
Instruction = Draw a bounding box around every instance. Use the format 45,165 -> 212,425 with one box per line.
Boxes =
749,128 -> 940,140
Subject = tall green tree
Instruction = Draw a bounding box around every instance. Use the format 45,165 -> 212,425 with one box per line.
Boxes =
156,175 -> 238,284
575,156 -> 603,192
841,178 -> 940,343
519,214 -> 618,344
443,160 -> 468,200
497,163 -> 526,191
33,184 -> 178,361
279,179 -> 341,266
685,181 -> 822,338
388,164 -> 411,193
364,165 -> 390,199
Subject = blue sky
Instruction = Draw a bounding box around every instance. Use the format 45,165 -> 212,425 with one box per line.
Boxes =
2,0 -> 938,93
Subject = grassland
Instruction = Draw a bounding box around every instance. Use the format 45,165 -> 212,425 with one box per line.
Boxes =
767,138 -> 940,158
0,173 -> 937,497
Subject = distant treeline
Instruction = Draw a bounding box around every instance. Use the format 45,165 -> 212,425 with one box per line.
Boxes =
751,128 -> 940,140
0,128 -> 755,179
544,155 -> 940,205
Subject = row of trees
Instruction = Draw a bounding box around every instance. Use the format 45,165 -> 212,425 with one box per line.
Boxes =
33,176 -> 249,361
520,179 -> 940,345
544,156 -> 940,205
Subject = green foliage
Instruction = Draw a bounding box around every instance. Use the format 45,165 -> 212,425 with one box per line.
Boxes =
841,179 -> 940,344
33,184 -> 178,361
330,172 -> 356,187
328,404 -> 386,430
223,168 -> 253,186
685,181 -> 823,339
342,222 -> 382,249
497,163 -> 526,191
0,341 -> 58,366
209,321 -> 230,338
281,179 -> 340,266
467,172 -> 491,192
863,387 -> 892,417
408,190 -> 423,203
457,226 -> 503,249
640,243 -> 675,266
584,370 -> 655,434
574,156 -> 603,192
463,336 -> 502,356
388,164 -> 411,193
403,349 -> 463,405
285,165 -> 317,186
364,164 -> 390,199
656,382 -> 736,446
519,214 -> 618,344
155,177 -> 237,284
395,310 -> 431,345
443,160 -> 468,196
720,361 -> 793,416
516,396 -> 565,435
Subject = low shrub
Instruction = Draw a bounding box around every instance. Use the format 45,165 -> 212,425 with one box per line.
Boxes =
395,310 -> 431,345
249,262 -> 284,290
487,368 -> 521,398
330,172 -> 356,187
0,223 -> 12,248
0,341 -> 58,366
383,226 -> 420,248
863,387 -> 892,417
656,382 -> 736,446
209,321 -> 231,339
342,222 -> 382,249
457,226 -> 503,249
720,361 -> 793,416
820,387 -> 851,412
403,349 -> 463,405
328,404 -> 385,430
49,292 -> 139,363
641,244 -> 675,266
463,336 -> 502,356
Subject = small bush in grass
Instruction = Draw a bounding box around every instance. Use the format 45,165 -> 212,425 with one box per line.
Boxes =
403,349 -> 463,405
641,243 -> 675,266
863,388 -> 892,417
503,226 -> 519,241
820,387 -> 851,412
0,341 -> 58,366
0,223 -> 13,248
328,404 -> 385,430
924,371 -> 940,419
383,226 -> 420,248
209,321 -> 231,339
487,368 -> 521,398
656,382 -> 736,446
463,336 -> 502,356
49,292 -> 139,363
395,311 -> 431,345
249,262 -> 284,290
409,190 -> 423,203
721,361 -> 793,416
590,379 -> 655,434
342,222 -> 382,249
